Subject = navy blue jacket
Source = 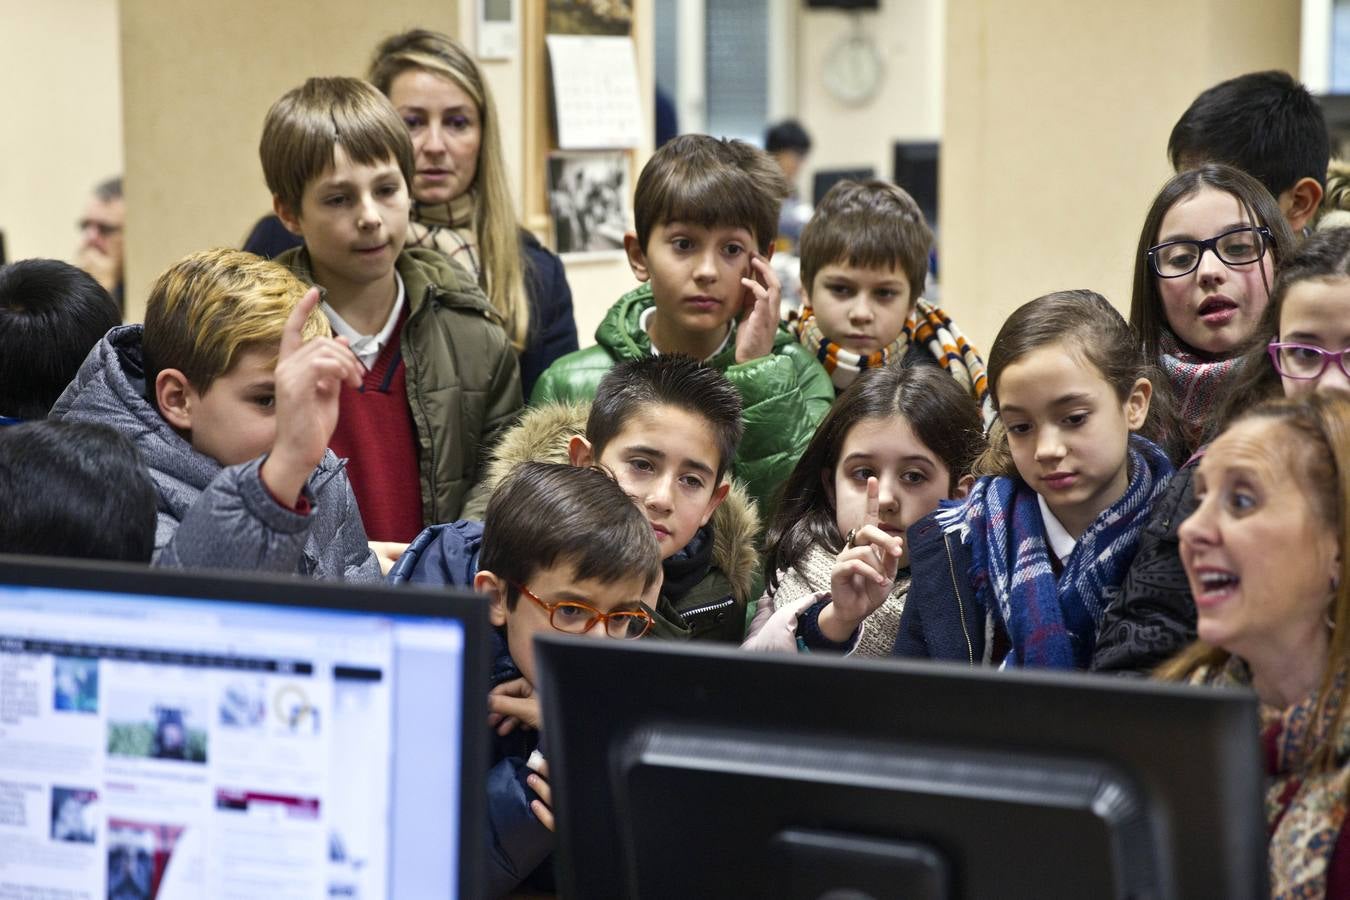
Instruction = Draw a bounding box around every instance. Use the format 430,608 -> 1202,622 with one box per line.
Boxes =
242,218 -> 576,399
387,522 -> 553,897
387,520 -> 483,588
892,510 -> 992,664
518,232 -> 578,399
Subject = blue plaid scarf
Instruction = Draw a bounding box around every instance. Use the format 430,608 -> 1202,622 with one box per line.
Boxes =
936,435 -> 1173,668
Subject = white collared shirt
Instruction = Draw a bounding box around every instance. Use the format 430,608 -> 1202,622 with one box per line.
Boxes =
1037,494 -> 1077,566
321,272 -> 405,369
638,306 -> 734,361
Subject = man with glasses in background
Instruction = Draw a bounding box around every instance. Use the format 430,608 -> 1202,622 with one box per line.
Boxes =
75,176 -> 125,314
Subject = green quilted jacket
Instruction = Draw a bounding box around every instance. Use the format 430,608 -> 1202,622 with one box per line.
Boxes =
529,282 -> 833,518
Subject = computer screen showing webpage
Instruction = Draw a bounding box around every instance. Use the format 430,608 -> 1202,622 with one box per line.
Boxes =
0,584 -> 466,900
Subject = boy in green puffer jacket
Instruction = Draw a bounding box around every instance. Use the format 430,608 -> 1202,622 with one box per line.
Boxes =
530,135 -> 833,518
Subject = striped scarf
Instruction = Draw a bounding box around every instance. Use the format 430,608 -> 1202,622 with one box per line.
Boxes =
793,307 -> 908,391
407,191 -> 480,278
1158,328 -> 1239,451
791,298 -> 994,426
904,298 -> 995,428
937,435 -> 1173,669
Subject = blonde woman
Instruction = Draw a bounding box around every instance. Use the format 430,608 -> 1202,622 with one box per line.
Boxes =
369,29 -> 577,396
1161,392 -> 1350,899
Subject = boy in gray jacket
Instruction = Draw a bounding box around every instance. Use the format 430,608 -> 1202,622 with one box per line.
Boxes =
51,248 -> 380,581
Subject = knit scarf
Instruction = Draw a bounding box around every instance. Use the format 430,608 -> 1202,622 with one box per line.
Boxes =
791,298 -> 994,427
793,307 -> 908,392
1192,656 -> 1350,899
770,541 -> 911,658
1158,328 -> 1240,450
408,191 -> 480,278
937,435 -> 1173,668
904,298 -> 995,428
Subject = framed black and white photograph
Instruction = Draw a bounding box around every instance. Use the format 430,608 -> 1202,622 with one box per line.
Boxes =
547,151 -> 630,258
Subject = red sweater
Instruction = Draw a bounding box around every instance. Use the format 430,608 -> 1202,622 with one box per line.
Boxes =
329,306 -> 424,542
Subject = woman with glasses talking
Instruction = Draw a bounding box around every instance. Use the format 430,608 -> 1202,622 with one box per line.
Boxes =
1095,225 -> 1350,674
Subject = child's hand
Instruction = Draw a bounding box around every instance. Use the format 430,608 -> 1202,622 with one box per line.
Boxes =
261,287 -> 363,507
526,752 -> 555,832
734,252 -> 782,364
819,477 -> 903,642
369,541 -> 408,575
488,677 -> 541,736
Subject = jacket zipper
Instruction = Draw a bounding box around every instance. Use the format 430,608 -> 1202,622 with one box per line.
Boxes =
943,532 -> 975,665
405,286 -> 435,520
681,596 -> 735,619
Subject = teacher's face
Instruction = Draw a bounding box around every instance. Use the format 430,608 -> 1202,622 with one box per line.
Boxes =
388,69 -> 482,206
1179,417 -> 1339,662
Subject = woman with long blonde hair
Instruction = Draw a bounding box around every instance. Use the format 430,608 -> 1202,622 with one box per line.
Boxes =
369,29 -> 577,395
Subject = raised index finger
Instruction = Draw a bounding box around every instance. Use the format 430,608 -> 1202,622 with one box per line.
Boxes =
864,476 -> 880,527
280,287 -> 322,359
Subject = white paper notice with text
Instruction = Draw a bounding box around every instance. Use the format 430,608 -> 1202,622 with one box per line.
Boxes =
546,34 -> 644,149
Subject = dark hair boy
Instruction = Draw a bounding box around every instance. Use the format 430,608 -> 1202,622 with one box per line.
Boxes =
0,420 -> 156,562
1169,70 -> 1330,233
0,259 -> 120,422
391,461 -> 661,896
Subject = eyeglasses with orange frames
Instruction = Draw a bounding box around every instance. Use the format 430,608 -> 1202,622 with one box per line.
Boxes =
509,581 -> 653,639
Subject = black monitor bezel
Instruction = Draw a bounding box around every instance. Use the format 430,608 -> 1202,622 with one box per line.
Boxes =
0,553 -> 489,899
537,635 -> 1267,899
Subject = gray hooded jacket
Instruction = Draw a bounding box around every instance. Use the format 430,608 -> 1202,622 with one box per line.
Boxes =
50,325 -> 380,581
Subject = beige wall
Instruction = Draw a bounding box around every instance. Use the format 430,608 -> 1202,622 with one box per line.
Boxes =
942,0 -> 1301,352
0,0 -> 122,264
797,0 -> 944,186
120,0 -> 458,321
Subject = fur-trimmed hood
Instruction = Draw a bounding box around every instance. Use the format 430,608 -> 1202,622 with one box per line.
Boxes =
477,402 -> 761,602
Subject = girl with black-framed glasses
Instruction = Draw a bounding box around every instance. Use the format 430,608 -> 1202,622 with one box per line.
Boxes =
1128,163 -> 1297,458
1095,225 -> 1350,678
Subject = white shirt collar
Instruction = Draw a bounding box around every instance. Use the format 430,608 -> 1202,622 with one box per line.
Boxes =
1037,494 -> 1077,565
638,305 -> 734,360
320,272 -> 405,369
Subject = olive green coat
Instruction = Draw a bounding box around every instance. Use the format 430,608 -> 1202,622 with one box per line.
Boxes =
277,246 -> 522,523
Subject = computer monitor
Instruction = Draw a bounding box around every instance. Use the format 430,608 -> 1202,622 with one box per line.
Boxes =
536,638 -> 1266,899
893,140 -> 939,226
0,555 -> 488,899
812,167 -> 877,206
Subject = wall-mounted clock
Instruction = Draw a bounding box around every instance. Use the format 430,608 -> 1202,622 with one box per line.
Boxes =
823,31 -> 883,107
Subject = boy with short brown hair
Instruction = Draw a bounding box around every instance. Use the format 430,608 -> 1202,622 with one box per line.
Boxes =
793,179 -> 991,419
531,134 -> 833,515
392,461 -> 662,896
260,76 -> 522,542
